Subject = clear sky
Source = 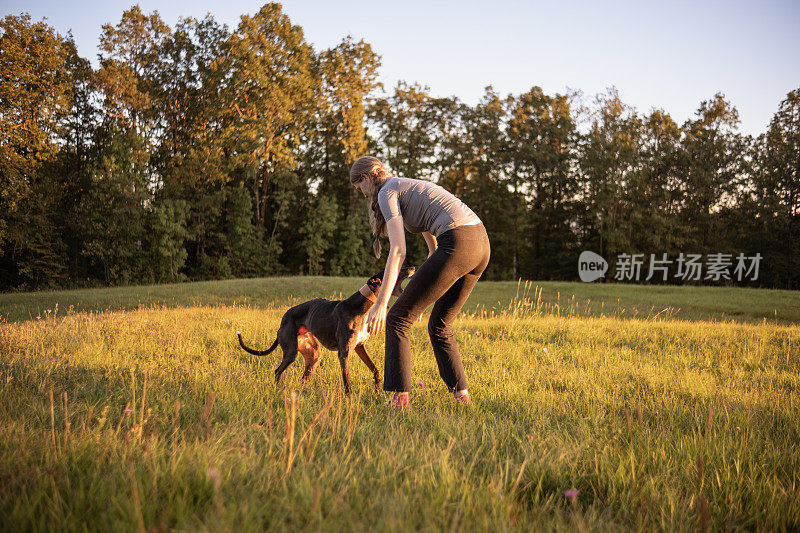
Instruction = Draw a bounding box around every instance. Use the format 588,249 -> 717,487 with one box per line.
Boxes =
4,0 -> 799,135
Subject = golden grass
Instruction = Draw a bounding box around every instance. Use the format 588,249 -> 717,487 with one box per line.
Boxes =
1,284 -> 798,530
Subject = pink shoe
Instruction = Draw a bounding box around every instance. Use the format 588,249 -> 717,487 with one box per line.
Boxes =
393,392 -> 410,410
454,390 -> 470,403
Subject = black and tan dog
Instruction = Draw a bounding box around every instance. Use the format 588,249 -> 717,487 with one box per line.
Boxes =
237,266 -> 415,394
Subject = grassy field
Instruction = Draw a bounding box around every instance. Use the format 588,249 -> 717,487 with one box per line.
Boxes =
1,276 -> 799,325
1,277 -> 798,531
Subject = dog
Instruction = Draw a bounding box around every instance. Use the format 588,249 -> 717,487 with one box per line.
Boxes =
237,265 -> 415,394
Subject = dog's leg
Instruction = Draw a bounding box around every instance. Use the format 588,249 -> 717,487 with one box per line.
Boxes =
337,346 -> 352,395
354,344 -> 381,392
275,358 -> 294,384
274,327 -> 299,385
299,334 -> 321,382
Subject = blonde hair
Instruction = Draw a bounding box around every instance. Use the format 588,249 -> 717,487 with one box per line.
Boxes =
350,156 -> 390,258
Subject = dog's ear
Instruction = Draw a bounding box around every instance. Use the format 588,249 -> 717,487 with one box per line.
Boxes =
366,272 -> 382,292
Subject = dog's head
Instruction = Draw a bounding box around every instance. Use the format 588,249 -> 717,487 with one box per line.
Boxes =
366,264 -> 415,298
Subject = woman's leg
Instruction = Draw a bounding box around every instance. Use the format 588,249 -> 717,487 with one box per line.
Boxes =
383,246 -> 464,392
383,224 -> 490,393
427,271 -> 482,392
428,232 -> 490,391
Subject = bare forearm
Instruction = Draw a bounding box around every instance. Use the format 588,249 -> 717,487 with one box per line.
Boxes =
376,247 -> 405,306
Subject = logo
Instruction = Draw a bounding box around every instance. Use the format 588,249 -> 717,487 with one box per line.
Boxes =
578,251 -> 608,282
577,251 -> 762,283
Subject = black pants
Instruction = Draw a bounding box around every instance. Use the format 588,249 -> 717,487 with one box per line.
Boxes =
383,223 -> 491,392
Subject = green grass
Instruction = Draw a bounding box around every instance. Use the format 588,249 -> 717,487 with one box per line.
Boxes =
2,276 -> 798,324
1,278 -> 798,530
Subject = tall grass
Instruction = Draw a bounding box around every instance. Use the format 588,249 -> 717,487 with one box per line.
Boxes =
0,281 -> 798,530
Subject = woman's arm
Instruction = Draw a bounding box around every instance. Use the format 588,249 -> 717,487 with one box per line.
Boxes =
367,217 -> 406,335
422,231 -> 437,258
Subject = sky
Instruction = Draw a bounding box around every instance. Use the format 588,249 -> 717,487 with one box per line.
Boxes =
3,0 -> 799,136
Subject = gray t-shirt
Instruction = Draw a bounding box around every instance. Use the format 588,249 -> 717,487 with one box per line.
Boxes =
377,177 -> 481,236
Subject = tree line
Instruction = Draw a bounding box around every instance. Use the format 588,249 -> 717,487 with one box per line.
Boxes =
1,4 -> 798,291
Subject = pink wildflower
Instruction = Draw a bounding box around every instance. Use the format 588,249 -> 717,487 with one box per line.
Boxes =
417,380 -> 425,387
206,467 -> 221,490
124,408 -> 133,414
564,489 -> 579,502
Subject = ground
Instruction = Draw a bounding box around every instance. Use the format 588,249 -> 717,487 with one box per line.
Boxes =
1,278 -> 798,530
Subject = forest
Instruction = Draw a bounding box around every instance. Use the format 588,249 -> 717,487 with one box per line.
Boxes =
1,4 -> 798,291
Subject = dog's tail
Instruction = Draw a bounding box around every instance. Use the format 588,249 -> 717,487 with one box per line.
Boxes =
237,331 -> 279,356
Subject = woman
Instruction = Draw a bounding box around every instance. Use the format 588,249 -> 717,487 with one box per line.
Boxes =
349,156 -> 490,407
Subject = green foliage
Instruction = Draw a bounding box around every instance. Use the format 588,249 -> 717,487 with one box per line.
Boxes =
329,209 -> 377,277
153,15 -> 229,192
445,87 -> 516,279
579,88 -> 644,260
0,14 -> 73,250
0,158 -> 69,289
300,196 -> 339,275
760,90 -> 800,289
78,127 -> 150,284
680,93 -> 747,252
148,199 -> 190,282
309,36 -> 381,212
225,186 -> 268,277
0,8 -> 797,290
370,81 -> 451,180
222,3 -> 315,229
188,189 -> 228,280
507,86 -> 579,279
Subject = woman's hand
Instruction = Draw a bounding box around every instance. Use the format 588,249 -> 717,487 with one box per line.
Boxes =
367,302 -> 388,335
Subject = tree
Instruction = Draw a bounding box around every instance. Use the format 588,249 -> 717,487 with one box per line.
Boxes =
300,196 -> 338,275
578,88 -> 643,264
260,169 -> 308,274
506,86 -> 579,279
760,89 -> 800,288
153,14 -> 230,193
437,87 -> 514,279
631,109 -> 685,256
329,209 -> 376,276
311,36 -> 381,212
148,198 -> 189,281
0,14 -> 73,252
78,128 -> 149,284
224,186 -> 264,277
150,15 -> 232,277
679,93 -> 747,253
94,6 -> 170,139
370,82 -> 446,180
223,3 -> 315,229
